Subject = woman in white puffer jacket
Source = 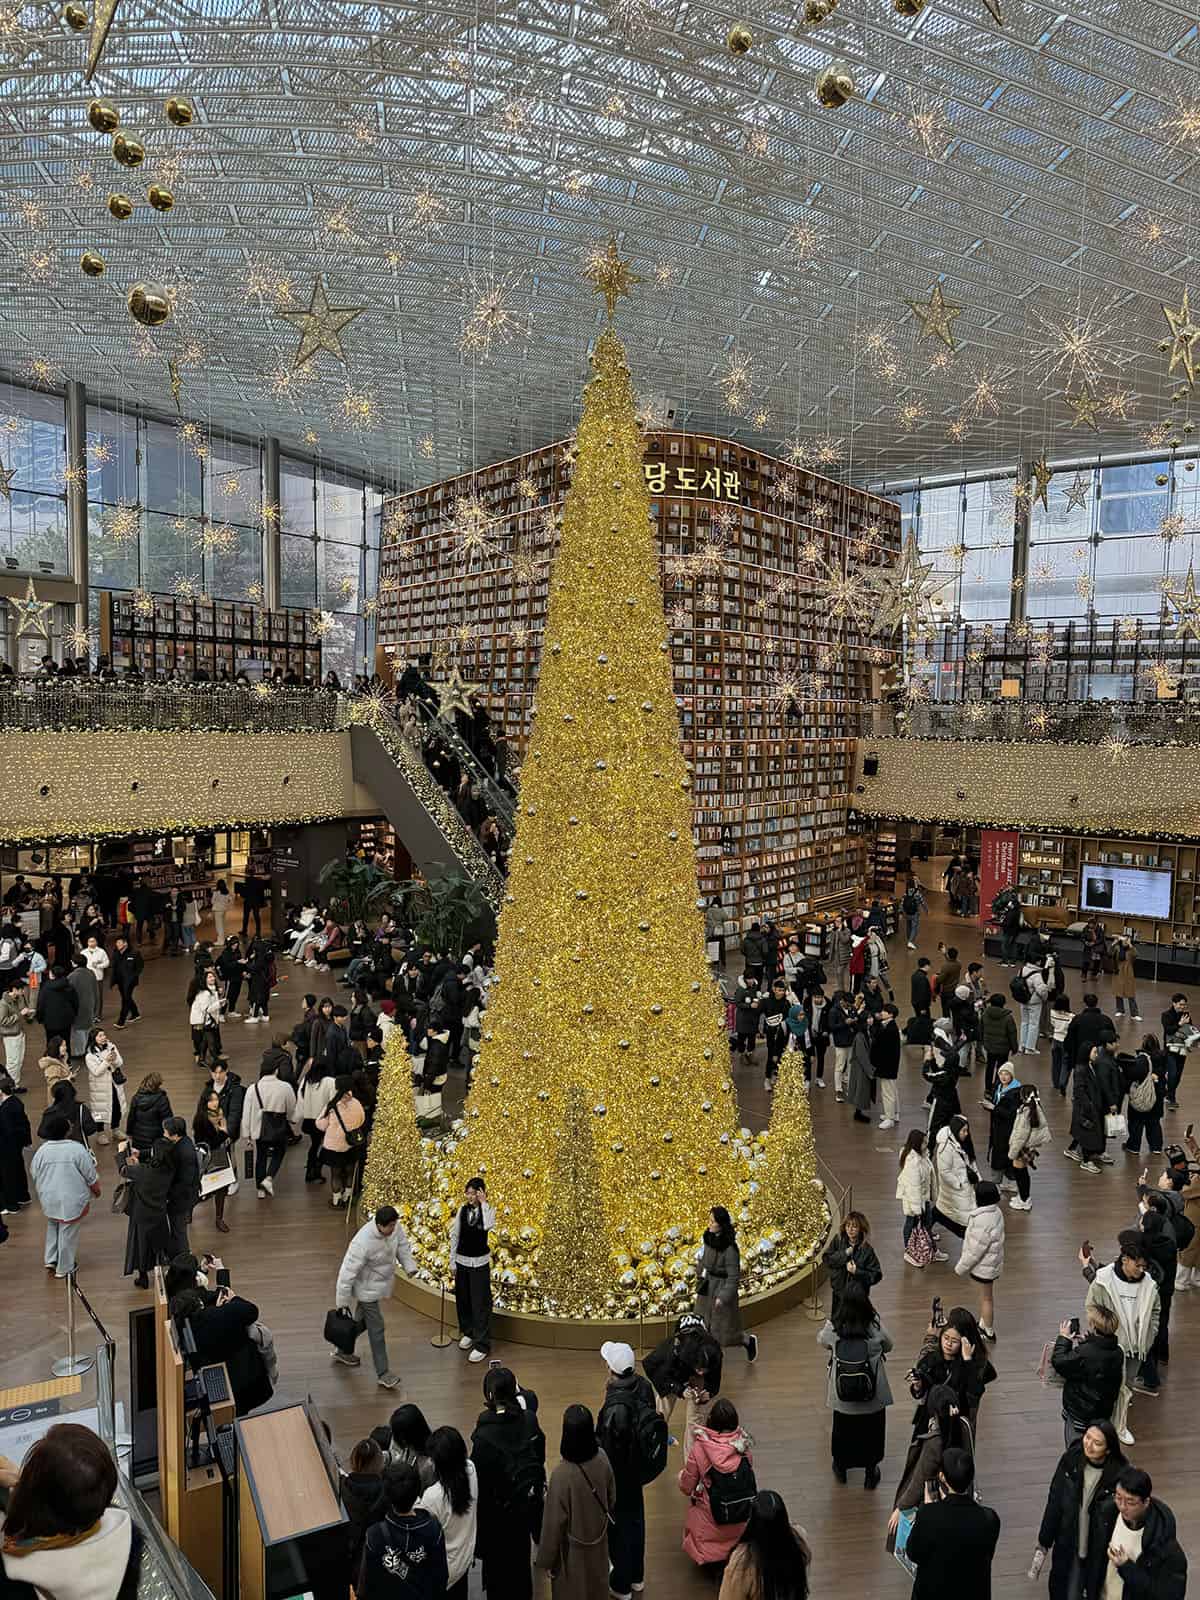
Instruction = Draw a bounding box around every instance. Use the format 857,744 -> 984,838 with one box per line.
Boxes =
84,1026 -> 126,1146
954,1181 -> 1005,1343
896,1129 -> 946,1267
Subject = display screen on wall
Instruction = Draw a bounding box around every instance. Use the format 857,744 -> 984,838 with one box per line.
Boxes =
1079,866 -> 1172,919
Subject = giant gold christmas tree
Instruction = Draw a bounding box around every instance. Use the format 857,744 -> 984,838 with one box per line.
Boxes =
378,247 -> 827,1319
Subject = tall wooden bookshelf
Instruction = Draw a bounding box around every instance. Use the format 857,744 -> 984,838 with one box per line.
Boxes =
99,591 -> 323,680
377,431 -> 900,931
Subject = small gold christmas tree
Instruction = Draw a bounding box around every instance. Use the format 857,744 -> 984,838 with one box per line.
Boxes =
748,1048 -> 827,1254
361,1027 -> 426,1218
535,1085 -> 611,1317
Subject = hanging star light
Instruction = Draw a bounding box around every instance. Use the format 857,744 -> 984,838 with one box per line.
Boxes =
1032,457 -> 1054,511
435,666 -> 485,720
1102,735 -> 1131,765
1164,561 -> 1200,641
808,553 -> 879,634
84,0 -> 120,79
131,588 -> 154,619
1162,290 -> 1200,388
585,238 -> 642,319
905,282 -> 962,350
871,531 -> 955,636
0,459 -> 15,501
7,578 -> 52,640
277,277 -> 366,370
1066,386 -> 1101,432
1063,472 -> 1090,512
1159,514 -> 1189,545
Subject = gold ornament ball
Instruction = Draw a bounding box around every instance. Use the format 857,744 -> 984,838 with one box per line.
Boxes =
147,184 -> 174,212
88,97 -> 120,133
113,134 -> 146,168
803,0 -> 835,21
1155,474 -> 1169,487
815,61 -> 856,107
107,192 -> 133,220
894,0 -> 926,12
62,1 -> 87,27
80,250 -> 106,277
726,22 -> 753,53
165,97 -> 194,126
126,282 -> 171,327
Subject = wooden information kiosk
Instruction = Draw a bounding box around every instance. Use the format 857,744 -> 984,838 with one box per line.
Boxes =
235,1397 -> 348,1600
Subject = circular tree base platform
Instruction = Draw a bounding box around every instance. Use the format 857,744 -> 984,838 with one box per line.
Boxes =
393,1256 -> 825,1350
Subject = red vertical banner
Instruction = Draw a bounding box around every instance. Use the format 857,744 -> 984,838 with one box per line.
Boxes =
978,829 -> 1020,927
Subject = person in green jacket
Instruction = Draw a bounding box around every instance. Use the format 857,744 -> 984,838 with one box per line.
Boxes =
979,994 -> 1018,1097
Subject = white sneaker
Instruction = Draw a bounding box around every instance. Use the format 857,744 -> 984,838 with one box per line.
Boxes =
1009,1197 -> 1033,1210
815,1078 -> 826,1088
878,1119 -> 896,1129
903,1252 -> 924,1267
228,1181 -> 239,1196
1118,1426 -> 1135,1445
932,1250 -> 949,1262
458,1335 -> 473,1350
763,1077 -> 773,1092
468,1348 -> 488,1362
907,942 -> 917,950
262,1176 -> 274,1196
226,1010 -> 241,1018
256,1186 -> 268,1198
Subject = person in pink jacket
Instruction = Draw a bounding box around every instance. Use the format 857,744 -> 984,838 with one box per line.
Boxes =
678,1399 -> 755,1565
315,1075 -> 366,1211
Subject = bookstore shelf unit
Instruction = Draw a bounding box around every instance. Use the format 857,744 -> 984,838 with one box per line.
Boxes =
378,431 -> 901,929
99,591 -> 323,680
1015,830 -> 1200,945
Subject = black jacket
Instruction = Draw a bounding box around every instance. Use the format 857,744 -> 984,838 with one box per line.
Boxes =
1084,1498 -> 1187,1600
1064,1006 -> 1117,1070
358,1509 -> 447,1600
1049,1332 -> 1124,1429
166,1135 -> 201,1216
471,1403 -> 547,1559
125,1087 -> 173,1153
260,1042 -> 296,1087
1037,1439 -> 1124,1595
1069,1064 -> 1106,1157
905,1493 -> 1001,1600
184,1295 -> 273,1417
822,1234 -> 883,1316
110,947 -> 143,990
987,1084 -> 1021,1172
597,1371 -> 657,1501
38,1087 -> 96,1144
341,1470 -> 387,1576
911,971 -> 933,1013
36,975 -> 77,1037
207,1071 -> 245,1142
871,1019 -> 902,1079
826,997 -> 855,1047
733,984 -> 761,1036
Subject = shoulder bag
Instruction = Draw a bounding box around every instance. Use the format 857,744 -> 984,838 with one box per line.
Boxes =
333,1102 -> 366,1149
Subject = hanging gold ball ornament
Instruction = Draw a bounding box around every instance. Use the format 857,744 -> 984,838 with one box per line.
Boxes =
80,251 -> 105,277
164,97 -> 193,126
726,22 -> 753,53
803,0 -> 835,21
62,1 -> 87,27
107,192 -> 133,219
126,282 -> 171,327
87,98 -> 120,133
894,0 -> 926,13
815,61 -> 856,107
147,184 -> 174,212
112,134 -> 145,167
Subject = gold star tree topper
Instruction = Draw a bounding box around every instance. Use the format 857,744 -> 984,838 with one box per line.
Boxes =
436,666 -> 485,720
7,578 -> 53,640
585,240 -> 642,319
1164,561 -> 1200,642
905,282 -> 963,351
1162,289 -> 1200,388
277,277 -> 366,370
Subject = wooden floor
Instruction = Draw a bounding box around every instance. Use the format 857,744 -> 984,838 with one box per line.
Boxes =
2,866 -> 1196,1597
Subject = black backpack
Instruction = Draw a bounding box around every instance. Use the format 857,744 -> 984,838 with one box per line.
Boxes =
1009,971 -> 1031,1004
597,1394 -> 668,1486
902,889 -> 919,914
1173,1210 -> 1196,1253
706,1454 -> 757,1525
833,1335 -> 878,1404
496,1414 -> 546,1520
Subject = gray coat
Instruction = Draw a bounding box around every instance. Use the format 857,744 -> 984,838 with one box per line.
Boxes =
817,1320 -> 894,1414
695,1238 -> 744,1345
846,1028 -> 875,1113
68,966 -> 98,1036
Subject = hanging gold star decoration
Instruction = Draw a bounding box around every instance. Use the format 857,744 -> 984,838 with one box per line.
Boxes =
1063,472 -> 1090,512
870,531 -> 953,636
1162,290 -> 1200,388
585,238 -> 642,319
0,459 -> 15,501
905,282 -> 962,350
1032,456 -> 1054,512
1164,561 -> 1200,641
84,0 -> 120,78
7,578 -> 52,640
435,666 -> 484,720
1066,385 -> 1100,432
1102,735 -> 1131,765
277,277 -> 366,370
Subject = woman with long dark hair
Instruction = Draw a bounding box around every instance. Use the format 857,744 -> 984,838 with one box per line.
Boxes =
816,1277 -> 893,1489
1006,1082 -> 1050,1210
418,1425 -> 478,1600
908,1306 -> 997,1438
719,1490 -> 810,1600
315,1073 -> 365,1209
888,1382 -> 965,1538
696,1204 -> 759,1360
386,1402 -> 436,1488
536,1405 -> 615,1600
932,1115 -> 977,1240
340,1437 -> 387,1578
193,1085 -> 232,1234
1034,1419 -> 1126,1600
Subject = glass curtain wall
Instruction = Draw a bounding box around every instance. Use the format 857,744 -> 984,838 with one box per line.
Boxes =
280,454 -> 382,681
0,382 -> 69,574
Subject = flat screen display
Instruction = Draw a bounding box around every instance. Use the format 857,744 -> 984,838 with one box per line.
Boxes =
1079,866 -> 1172,920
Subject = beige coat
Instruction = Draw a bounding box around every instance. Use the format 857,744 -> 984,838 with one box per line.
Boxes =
1180,1176 -> 1200,1269
717,1530 -> 812,1600
1112,946 -> 1138,1000
536,1452 -> 615,1600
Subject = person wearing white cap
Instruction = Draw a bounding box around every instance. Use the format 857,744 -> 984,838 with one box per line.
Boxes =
596,1343 -> 660,1600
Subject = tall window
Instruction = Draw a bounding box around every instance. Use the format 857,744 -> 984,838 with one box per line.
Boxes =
912,478 -> 1015,622
281,456 -> 381,680
0,383 -> 68,575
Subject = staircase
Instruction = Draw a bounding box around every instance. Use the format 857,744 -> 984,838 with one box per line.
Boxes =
347,706 -> 505,905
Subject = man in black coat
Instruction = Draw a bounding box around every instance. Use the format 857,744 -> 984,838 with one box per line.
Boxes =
872,1003 -> 903,1129
207,1061 -> 245,1143
110,936 -> 143,1027
908,958 -> 934,1042
1050,1306 -> 1124,1443
1083,1467 -> 1187,1600
1066,1048 -> 1108,1173
1064,993 -> 1117,1076
163,1115 -> 201,1257
35,967 -> 77,1053
905,1448 -> 1000,1600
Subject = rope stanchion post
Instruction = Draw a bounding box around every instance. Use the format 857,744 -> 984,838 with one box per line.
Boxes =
430,1280 -> 455,1348
51,1272 -> 96,1378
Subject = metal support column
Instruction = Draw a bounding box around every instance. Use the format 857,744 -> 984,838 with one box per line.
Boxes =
263,437 -> 282,610
65,381 -> 89,632
1009,458 -> 1032,626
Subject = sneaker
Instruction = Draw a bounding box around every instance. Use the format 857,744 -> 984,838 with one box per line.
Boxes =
377,1372 -> 403,1390
763,1077 -> 773,1092
262,1177 -> 274,1196
1063,1147 -> 1082,1162
244,1016 -> 257,1024
835,1092 -> 844,1103
815,1078 -> 826,1088
1117,1426 -> 1135,1445
331,1351 -> 361,1367
611,1592 -> 633,1600
878,1119 -> 896,1130
468,1348 -> 488,1363
932,1250 -> 950,1262
903,1252 -> 924,1267
1080,1161 -> 1102,1174
1166,1100 -> 1180,1110
999,1179 -> 1017,1193
1132,1379 -> 1160,1396
256,1187 -> 268,1198
746,1333 -> 759,1363
907,942 -> 917,950
226,1011 -> 241,1019
1098,1154 -> 1115,1165
1132,1014 -> 1143,1021
458,1335 -> 473,1350
1009,1197 -> 1033,1210
632,1585 -> 645,1593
